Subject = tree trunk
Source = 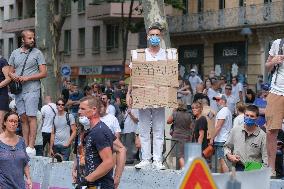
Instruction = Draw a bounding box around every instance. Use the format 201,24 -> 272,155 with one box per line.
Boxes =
35,0 -> 57,101
121,0 -> 135,79
141,0 -> 171,48
35,0 -> 66,101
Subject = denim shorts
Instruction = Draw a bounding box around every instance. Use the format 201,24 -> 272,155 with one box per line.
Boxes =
214,142 -> 225,159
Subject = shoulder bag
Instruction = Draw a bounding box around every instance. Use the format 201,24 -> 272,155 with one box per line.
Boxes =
9,48 -> 32,95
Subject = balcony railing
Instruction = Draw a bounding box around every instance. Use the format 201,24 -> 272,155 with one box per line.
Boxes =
87,0 -> 143,20
2,17 -> 35,33
168,1 -> 284,34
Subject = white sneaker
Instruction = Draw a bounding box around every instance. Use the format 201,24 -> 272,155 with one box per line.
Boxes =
134,160 -> 152,169
152,161 -> 166,170
26,147 -> 36,157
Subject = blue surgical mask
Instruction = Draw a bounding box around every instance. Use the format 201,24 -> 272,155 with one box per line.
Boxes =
244,116 -> 256,127
149,36 -> 161,46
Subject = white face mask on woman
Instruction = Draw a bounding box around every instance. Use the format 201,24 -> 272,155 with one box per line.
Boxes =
78,116 -> 90,130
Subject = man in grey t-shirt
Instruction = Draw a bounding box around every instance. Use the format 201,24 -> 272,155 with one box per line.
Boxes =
8,30 -> 47,157
50,99 -> 76,161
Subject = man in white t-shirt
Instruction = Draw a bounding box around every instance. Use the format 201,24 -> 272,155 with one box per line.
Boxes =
207,80 -> 220,112
40,96 -> 57,156
224,84 -> 237,115
265,38 -> 284,177
127,22 -> 167,170
121,97 -> 139,164
210,94 -> 232,173
188,68 -> 202,94
231,76 -> 243,102
101,93 -> 116,116
100,101 -> 121,138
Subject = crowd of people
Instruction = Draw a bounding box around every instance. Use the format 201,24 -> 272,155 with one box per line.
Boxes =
1,23 -> 284,189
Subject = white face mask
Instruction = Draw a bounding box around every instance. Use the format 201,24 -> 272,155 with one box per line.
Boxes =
79,116 -> 90,130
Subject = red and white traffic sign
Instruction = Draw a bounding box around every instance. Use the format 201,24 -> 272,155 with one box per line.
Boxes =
179,158 -> 217,189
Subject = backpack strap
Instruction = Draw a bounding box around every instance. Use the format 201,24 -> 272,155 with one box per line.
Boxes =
274,38 -> 284,85
48,105 -> 56,115
66,112 -> 71,127
48,105 -> 57,133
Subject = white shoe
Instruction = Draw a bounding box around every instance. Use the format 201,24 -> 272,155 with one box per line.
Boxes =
26,147 -> 36,157
134,160 -> 152,169
152,161 -> 166,170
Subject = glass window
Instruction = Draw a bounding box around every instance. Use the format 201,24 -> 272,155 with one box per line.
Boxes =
183,0 -> 188,14
0,39 -> 3,55
106,25 -> 119,52
0,7 -> 4,23
78,0 -> 85,12
219,0 -> 225,9
65,0 -> 71,15
198,0 -> 204,13
264,0 -> 272,3
9,5 -> 14,20
93,26 -> 100,53
54,0 -> 59,15
64,30 -> 71,55
8,38 -> 13,58
78,28 -> 85,54
239,0 -> 244,6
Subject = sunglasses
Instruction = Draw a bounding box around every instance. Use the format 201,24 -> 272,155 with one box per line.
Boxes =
225,88 -> 232,90
57,103 -> 65,106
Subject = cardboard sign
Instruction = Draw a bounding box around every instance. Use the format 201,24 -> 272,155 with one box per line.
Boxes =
179,158 -> 217,189
131,60 -> 179,87
131,48 -> 178,109
132,86 -> 177,109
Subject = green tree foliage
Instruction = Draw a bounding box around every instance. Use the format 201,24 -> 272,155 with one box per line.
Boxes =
165,0 -> 184,10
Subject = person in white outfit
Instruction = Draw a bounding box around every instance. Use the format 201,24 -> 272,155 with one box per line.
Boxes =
188,68 -> 202,95
127,22 -> 167,170
40,96 -> 57,156
101,93 -> 116,116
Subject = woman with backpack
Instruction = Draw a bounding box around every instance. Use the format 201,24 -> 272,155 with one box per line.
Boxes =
50,98 -> 76,161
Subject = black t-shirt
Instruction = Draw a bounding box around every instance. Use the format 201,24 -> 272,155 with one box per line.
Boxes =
0,58 -> 8,94
61,88 -> 69,103
194,116 -> 208,151
84,121 -> 115,189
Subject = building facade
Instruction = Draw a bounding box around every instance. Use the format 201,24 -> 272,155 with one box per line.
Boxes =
1,0 -> 281,88
0,0 -> 16,59
0,0 -> 149,85
169,0 -> 283,88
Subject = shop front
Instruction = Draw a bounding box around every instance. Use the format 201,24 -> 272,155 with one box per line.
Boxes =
214,41 -> 247,83
178,44 -> 204,79
66,65 -> 124,87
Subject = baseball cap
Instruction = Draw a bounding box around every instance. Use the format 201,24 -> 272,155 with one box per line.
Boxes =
261,83 -> 270,91
148,22 -> 163,31
190,68 -> 196,73
213,94 -> 227,101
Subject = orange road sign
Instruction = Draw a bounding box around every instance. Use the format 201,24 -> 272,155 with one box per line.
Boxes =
179,158 -> 217,189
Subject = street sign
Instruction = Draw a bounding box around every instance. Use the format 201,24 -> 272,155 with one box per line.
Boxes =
61,65 -> 71,76
179,157 -> 217,189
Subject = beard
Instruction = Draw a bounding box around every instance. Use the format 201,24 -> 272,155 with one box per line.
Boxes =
23,42 -> 34,49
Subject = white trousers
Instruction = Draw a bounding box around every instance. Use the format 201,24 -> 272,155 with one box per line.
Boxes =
138,107 -> 165,161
